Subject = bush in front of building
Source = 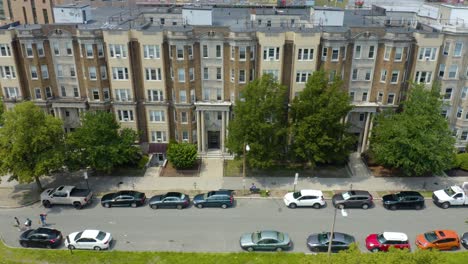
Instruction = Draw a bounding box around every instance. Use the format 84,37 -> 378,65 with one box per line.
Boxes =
166,142 -> 198,169
455,153 -> 468,171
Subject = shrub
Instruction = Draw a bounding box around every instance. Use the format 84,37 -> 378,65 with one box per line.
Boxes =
137,155 -> 149,169
455,153 -> 468,170
166,142 -> 198,169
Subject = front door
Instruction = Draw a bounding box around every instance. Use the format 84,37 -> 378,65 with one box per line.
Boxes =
208,131 -> 220,149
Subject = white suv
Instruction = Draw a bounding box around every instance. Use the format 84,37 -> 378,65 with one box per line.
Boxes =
283,190 -> 326,209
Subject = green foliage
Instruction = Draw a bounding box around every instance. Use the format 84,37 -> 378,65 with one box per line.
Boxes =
0,100 -> 4,126
137,155 -> 149,169
369,83 -> 456,176
455,153 -> 468,170
290,70 -> 355,166
166,142 -> 198,169
226,74 -> 289,169
0,102 -> 64,189
65,111 -> 141,173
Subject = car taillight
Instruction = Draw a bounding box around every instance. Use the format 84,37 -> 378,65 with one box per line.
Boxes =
104,240 -> 109,245
370,195 -> 373,201
50,239 -> 56,243
230,196 -> 233,203
321,196 -> 324,201
84,198 -> 88,202
184,200 -> 189,204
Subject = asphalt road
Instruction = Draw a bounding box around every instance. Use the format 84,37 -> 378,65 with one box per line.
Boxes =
0,198 -> 467,253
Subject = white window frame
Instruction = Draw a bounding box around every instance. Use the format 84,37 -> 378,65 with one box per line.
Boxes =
109,44 -> 127,58
263,47 -> 280,61
239,46 -> 246,61
30,65 -> 38,79
178,68 -> 185,83
380,70 -> 387,83
147,89 -> 164,102
88,66 -> 97,80
454,42 -> 463,57
100,65 -> 107,80
239,69 -> 246,83
354,45 -> 361,59
115,88 -> 131,101
394,47 -> 403,61
149,110 -> 165,122
36,43 -> 44,57
368,45 -> 375,59
384,46 -> 391,61
112,67 -> 129,80
85,44 -> 94,58
0,44 -> 12,57
448,65 -> 458,79
145,68 -> 162,81
143,45 -> 160,59
117,110 -> 134,122
352,68 -> 358,81
387,93 -> 395,105
41,65 -> 49,79
331,48 -> 339,61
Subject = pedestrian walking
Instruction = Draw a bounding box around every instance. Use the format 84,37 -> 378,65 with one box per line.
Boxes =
14,217 -> 20,227
39,213 -> 47,227
24,218 -> 32,229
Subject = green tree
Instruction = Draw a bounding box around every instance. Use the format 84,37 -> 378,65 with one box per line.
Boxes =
0,100 -> 4,126
290,70 -> 355,166
166,142 -> 198,169
226,74 -> 289,168
65,111 -> 140,173
369,83 -> 456,176
0,101 -> 64,190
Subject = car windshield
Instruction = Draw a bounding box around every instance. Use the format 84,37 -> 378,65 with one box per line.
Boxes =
424,232 -> 438,242
252,232 -> 261,243
96,231 -> 106,241
318,233 -> 329,244
180,194 -> 185,199
377,234 -> 387,244
75,232 -> 83,240
342,192 -> 351,200
444,187 -> 456,196
292,192 -> 301,199
276,232 -> 284,242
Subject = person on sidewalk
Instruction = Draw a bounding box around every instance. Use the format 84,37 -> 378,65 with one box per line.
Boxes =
250,183 -> 259,194
24,218 -> 32,229
39,213 -> 47,227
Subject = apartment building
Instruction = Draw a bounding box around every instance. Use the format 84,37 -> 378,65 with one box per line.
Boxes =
1,4 -> 468,160
2,0 -> 54,24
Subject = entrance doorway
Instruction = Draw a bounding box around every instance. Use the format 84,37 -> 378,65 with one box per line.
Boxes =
208,131 -> 220,149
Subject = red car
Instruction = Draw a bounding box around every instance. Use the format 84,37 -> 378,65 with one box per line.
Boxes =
365,232 -> 410,252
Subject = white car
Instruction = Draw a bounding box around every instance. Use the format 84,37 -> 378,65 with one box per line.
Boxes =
65,229 -> 112,251
283,190 -> 326,209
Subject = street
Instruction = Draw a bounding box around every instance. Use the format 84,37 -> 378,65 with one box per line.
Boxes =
0,198 -> 466,253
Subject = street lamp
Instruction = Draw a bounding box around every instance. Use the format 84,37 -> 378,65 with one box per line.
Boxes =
242,143 -> 250,194
327,208 -> 348,256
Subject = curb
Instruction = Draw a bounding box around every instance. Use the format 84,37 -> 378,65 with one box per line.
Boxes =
0,199 -> 40,209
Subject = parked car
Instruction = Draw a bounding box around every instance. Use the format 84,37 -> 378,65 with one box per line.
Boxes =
365,232 -> 410,252
461,232 -> 468,249
283,190 -> 325,209
101,190 -> 146,208
415,230 -> 460,251
240,230 -> 292,252
382,191 -> 425,210
432,182 -> 468,209
65,229 -> 112,251
19,227 -> 62,249
332,190 -> 373,209
149,192 -> 190,209
306,232 -> 355,253
193,190 -> 234,208
40,185 -> 93,209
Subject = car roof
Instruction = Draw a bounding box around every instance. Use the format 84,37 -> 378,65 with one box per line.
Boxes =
166,192 -> 183,197
35,227 -> 59,235
398,191 -> 423,197
300,190 -> 323,196
210,190 -> 232,196
81,230 -> 101,238
434,230 -> 459,238
383,232 -> 408,241
260,230 -> 280,240
345,190 -> 370,196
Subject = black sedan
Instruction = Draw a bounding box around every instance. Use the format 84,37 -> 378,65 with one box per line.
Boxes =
101,190 -> 146,208
149,192 -> 190,209
382,191 -> 425,210
19,227 -> 63,249
307,232 -> 355,253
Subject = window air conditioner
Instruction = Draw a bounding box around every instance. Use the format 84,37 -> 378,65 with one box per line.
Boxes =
5,75 -> 11,79
149,55 -> 154,58
116,54 -> 121,58
157,139 -> 162,143
123,118 -> 129,121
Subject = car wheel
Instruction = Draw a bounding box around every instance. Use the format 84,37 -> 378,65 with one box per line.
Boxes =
221,204 -> 228,209
131,202 -> 137,208
415,204 -> 422,210
313,203 -> 321,209
276,247 -> 283,252
151,204 -> 158,209
289,203 -> 297,209
337,204 -> 344,209
94,246 -> 102,251
371,248 -> 379,253
390,205 -> 397,211
73,202 -> 82,210
68,245 -> 75,250
196,203 -> 203,209
247,247 -> 254,252
362,203 -> 369,210
42,200 -> 51,208
177,204 -> 183,210
20,241 -> 28,248
441,202 -> 450,209
103,203 -> 111,208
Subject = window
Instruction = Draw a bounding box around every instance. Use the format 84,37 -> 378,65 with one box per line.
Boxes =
188,46 -> 193,59
103,88 -> 110,100
203,67 -> 209,80
151,131 -> 167,142
352,69 -> 358,81
362,92 -> 368,102
170,67 -> 174,80
414,71 -> 432,84
145,68 -> 162,81
239,47 -> 246,60
143,45 -> 160,59
250,46 -> 255,60
100,66 -> 107,80
178,68 -> 185,82
181,112 -> 188,123
349,91 -> 355,102
25,43 -> 33,57
191,89 -> 195,102
176,46 -> 184,59
355,45 -> 361,59
454,42 -> 462,57
88,66 -> 97,80
216,67 -> 222,80
239,70 -> 245,83
448,65 -> 458,79
70,66 -> 76,77
231,69 -> 235,82
443,41 -> 450,56
115,89 -> 131,101
387,93 -> 395,104
384,46 -> 391,60
109,44 -> 127,58
461,131 -> 468,141
0,44 -> 11,57
418,47 -> 437,61
0,66 -> 16,79
263,47 -> 280,60
296,71 -> 311,83
36,43 -> 44,57
57,65 -> 63,77
377,92 -> 383,103
30,65 -> 38,79
441,109 -> 448,118
147,89 -> 164,102
262,70 -> 279,80
391,71 -> 399,83
35,88 -> 42,99
203,45 -> 208,58
297,48 -> 314,61
65,42 -> 73,55
149,110 -> 165,122
380,70 -> 387,82
462,87 -> 468,100
457,107 -> 463,118
85,44 -> 93,57
3,87 -> 19,99
97,44 -> 104,57
117,110 -> 134,122
41,65 -> 48,79
53,42 -> 60,55
92,89 -> 99,100
329,70 -> 336,81
322,47 -> 328,60
180,90 -> 187,103
394,47 -> 403,61
444,88 -> 452,100
216,45 -> 221,58
368,45 -> 375,59
439,64 -> 445,78
250,68 -> 255,81
331,48 -> 339,61
112,67 -> 129,80
73,86 -> 79,97
182,131 -> 189,142
364,69 -> 372,81
216,88 -> 222,100
189,68 -> 194,81
203,89 -> 210,101
230,46 -> 235,60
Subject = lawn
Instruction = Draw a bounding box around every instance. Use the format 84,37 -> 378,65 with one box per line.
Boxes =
1,241 -> 467,264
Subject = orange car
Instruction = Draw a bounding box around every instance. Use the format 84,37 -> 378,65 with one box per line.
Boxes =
415,230 -> 460,250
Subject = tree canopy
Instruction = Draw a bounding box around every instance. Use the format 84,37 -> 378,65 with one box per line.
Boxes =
166,142 -> 198,169
290,70 -> 355,166
0,101 -> 4,126
226,74 -> 289,168
0,101 -> 64,190
369,83 -> 456,176
65,111 -> 141,173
